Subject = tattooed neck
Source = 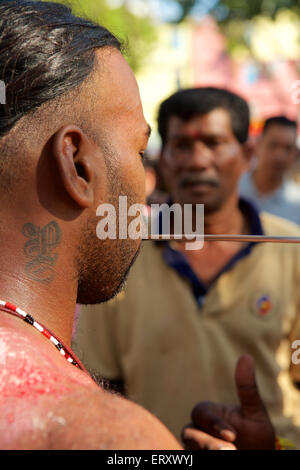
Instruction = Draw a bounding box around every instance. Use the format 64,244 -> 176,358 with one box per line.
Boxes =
22,221 -> 61,284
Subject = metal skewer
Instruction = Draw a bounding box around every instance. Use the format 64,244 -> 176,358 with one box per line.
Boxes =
143,234 -> 300,243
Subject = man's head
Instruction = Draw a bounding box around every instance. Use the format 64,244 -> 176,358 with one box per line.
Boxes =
157,87 -> 250,212
255,116 -> 298,179
0,1 -> 149,304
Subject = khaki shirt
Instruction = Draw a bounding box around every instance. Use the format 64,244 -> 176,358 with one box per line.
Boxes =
73,212 -> 300,445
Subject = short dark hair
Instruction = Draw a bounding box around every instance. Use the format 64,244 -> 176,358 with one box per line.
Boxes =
0,0 -> 121,138
157,87 -> 250,147
263,115 -> 298,134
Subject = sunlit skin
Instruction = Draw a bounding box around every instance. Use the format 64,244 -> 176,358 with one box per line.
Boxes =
0,49 -> 181,450
160,108 -> 252,284
253,124 -> 298,195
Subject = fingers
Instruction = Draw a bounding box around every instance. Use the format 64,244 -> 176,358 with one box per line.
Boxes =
191,401 -> 236,442
182,426 -> 236,451
235,355 -> 265,416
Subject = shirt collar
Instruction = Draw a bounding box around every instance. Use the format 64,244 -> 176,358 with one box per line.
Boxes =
161,198 -> 264,307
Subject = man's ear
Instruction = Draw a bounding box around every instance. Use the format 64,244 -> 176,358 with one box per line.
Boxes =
242,140 -> 255,170
157,150 -> 171,193
52,125 -> 94,208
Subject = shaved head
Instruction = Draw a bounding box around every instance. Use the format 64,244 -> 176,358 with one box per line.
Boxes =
0,0 -> 121,189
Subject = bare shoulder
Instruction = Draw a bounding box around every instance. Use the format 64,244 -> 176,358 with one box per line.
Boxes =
0,320 -> 180,450
54,386 -> 182,450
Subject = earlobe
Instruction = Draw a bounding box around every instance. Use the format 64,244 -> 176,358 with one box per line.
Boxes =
243,141 -> 255,166
158,152 -> 171,193
52,125 -> 94,208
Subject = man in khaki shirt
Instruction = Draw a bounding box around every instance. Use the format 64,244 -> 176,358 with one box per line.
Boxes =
73,87 -> 300,448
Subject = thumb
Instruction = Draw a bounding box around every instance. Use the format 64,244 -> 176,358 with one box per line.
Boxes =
235,355 -> 265,416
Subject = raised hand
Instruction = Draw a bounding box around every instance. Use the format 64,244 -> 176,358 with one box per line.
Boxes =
182,355 -> 275,450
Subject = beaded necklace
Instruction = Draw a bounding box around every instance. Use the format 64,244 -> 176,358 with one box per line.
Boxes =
0,300 -> 84,370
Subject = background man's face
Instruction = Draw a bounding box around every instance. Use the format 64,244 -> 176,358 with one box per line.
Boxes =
77,50 -> 149,304
256,125 -> 298,177
161,108 -> 248,213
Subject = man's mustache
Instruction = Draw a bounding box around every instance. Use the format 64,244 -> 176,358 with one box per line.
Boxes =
179,174 -> 220,189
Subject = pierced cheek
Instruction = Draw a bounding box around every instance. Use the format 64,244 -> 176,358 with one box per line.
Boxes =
128,166 -> 146,205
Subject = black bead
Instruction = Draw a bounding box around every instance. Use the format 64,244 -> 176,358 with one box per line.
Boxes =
55,342 -> 63,351
24,314 -> 34,325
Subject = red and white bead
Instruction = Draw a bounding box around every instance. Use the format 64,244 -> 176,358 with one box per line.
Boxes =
0,300 -> 80,368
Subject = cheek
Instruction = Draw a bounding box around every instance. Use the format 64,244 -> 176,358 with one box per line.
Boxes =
219,155 -> 245,184
286,154 -> 296,165
92,159 -> 111,209
160,161 -> 178,191
121,154 -> 146,204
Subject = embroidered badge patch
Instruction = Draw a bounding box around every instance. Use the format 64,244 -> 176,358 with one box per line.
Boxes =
256,295 -> 272,317
250,292 -> 277,320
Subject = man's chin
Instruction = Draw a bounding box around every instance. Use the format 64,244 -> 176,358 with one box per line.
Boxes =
77,243 -> 141,306
97,275 -> 128,304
